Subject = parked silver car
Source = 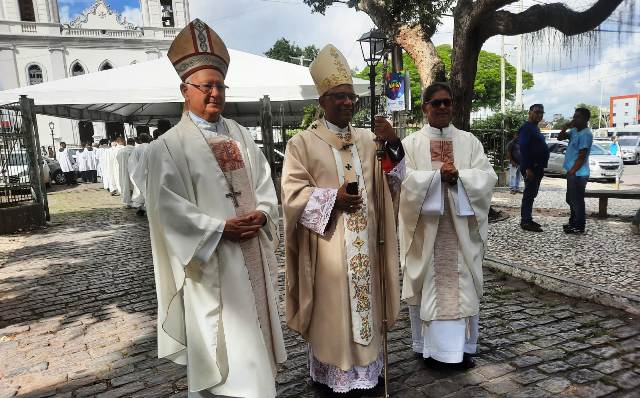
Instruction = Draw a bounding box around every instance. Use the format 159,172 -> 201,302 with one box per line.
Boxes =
617,136 -> 640,164
545,141 -> 624,182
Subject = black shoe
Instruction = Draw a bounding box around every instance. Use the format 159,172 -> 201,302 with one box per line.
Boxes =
564,227 -> 585,234
530,220 -> 541,228
520,222 -> 543,232
458,353 -> 476,369
136,209 -> 146,217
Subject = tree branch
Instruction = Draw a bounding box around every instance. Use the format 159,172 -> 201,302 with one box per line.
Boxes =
479,0 -> 625,39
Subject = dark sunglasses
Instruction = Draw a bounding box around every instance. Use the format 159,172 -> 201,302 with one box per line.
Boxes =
322,92 -> 359,102
427,98 -> 452,108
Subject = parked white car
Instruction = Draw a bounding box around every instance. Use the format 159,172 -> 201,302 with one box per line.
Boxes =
545,141 -> 624,182
617,136 -> 640,164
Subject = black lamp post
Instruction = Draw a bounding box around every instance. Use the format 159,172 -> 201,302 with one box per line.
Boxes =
357,29 -> 388,132
48,121 -> 56,159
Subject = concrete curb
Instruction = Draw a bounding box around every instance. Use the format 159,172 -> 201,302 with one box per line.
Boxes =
484,256 -> 640,316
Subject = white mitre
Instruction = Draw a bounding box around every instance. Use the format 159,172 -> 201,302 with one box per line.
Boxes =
309,44 -> 354,96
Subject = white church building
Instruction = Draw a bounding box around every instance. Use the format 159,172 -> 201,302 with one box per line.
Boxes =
0,0 -> 189,147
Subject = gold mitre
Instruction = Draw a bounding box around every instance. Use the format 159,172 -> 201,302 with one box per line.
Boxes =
309,44 -> 353,96
167,18 -> 230,81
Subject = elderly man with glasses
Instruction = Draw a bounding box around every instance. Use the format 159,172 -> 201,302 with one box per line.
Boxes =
145,19 -> 286,398
281,44 -> 402,394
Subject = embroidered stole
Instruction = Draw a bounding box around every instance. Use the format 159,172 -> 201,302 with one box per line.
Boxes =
430,138 -> 461,319
205,135 -> 275,363
313,120 -> 373,346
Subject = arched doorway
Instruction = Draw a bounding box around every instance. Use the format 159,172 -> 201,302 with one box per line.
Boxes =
105,122 -> 125,141
78,121 -> 94,144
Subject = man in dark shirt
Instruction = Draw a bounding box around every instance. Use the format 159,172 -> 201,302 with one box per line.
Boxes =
518,104 -> 549,232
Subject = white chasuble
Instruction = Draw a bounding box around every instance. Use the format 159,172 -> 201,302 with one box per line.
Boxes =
116,146 -> 135,206
398,124 -> 496,324
146,114 -> 286,397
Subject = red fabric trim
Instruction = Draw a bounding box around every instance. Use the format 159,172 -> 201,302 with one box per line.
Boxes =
381,153 -> 395,173
189,24 -> 198,53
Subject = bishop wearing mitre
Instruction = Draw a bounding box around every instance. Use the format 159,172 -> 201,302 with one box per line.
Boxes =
145,18 -> 286,398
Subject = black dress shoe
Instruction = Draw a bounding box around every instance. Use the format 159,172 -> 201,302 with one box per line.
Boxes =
564,227 -> 585,234
530,220 -> 541,228
458,353 -> 476,369
520,222 -> 543,232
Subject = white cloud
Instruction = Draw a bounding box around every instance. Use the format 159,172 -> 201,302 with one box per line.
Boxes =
121,6 -> 142,26
59,5 -> 72,23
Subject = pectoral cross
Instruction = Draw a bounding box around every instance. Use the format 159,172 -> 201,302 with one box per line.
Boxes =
345,163 -> 353,170
226,189 -> 242,208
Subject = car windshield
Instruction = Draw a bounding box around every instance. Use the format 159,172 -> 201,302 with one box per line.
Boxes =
590,144 -> 607,156
618,138 -> 639,147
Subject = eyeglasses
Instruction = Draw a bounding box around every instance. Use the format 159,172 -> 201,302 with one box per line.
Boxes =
426,98 -> 452,108
322,92 -> 360,103
186,82 -> 228,94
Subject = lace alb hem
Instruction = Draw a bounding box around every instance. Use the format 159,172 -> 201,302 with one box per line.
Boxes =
308,346 -> 383,393
299,187 -> 337,236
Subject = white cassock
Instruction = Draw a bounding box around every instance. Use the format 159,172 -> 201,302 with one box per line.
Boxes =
398,124 -> 496,363
97,146 -> 110,188
116,145 -> 135,206
76,150 -> 87,174
128,143 -> 149,209
85,148 -> 98,172
57,148 -> 74,173
108,144 -> 123,193
146,113 -> 286,397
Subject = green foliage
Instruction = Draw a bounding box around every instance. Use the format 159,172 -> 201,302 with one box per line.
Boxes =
472,109 -> 528,133
356,46 -> 534,122
300,105 -> 321,129
436,45 -> 534,111
265,38 -> 319,66
552,116 -> 571,129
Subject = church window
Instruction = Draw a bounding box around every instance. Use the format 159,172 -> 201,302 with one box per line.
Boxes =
71,62 -> 85,76
18,0 -> 36,22
27,64 -> 44,85
99,61 -> 113,71
161,0 -> 175,27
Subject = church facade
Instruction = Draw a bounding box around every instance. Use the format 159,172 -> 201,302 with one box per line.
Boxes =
0,0 -> 189,147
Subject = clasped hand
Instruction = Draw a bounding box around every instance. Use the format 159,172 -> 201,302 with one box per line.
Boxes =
440,162 -> 459,185
373,116 -> 399,144
223,211 -> 265,242
334,181 -> 362,214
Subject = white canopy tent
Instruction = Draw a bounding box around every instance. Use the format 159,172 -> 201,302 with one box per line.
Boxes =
0,49 -> 370,127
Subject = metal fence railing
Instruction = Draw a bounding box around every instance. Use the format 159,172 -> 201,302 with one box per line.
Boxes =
472,128 -> 509,172
0,104 -> 32,207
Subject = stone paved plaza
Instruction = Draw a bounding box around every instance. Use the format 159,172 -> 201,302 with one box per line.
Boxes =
1,184 -> 639,398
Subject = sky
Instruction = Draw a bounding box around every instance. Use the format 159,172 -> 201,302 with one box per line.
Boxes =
60,0 -> 640,118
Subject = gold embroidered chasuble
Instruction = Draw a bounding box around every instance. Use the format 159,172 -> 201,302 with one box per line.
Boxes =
282,119 -> 400,370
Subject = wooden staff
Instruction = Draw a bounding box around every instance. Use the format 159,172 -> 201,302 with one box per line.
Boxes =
374,132 -> 390,398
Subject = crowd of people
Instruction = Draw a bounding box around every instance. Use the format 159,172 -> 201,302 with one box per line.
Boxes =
507,104 -> 594,234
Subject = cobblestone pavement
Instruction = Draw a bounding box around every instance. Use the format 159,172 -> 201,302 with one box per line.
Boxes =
488,178 -> 640,297
1,184 -> 639,398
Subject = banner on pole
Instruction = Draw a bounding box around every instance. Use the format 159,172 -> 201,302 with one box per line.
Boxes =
385,72 -> 406,112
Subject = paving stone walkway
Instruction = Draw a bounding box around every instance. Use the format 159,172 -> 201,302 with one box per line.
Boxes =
0,184 -> 639,398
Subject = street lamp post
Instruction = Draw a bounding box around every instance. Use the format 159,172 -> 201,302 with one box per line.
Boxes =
357,28 -> 390,398
48,121 -> 56,159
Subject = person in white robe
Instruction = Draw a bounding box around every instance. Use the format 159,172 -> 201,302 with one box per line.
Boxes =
57,142 -> 76,186
97,141 -> 111,189
145,18 -> 286,398
76,145 -> 88,183
116,138 -> 136,207
129,133 -> 151,216
108,137 -> 124,196
85,144 -> 98,183
397,83 -> 497,368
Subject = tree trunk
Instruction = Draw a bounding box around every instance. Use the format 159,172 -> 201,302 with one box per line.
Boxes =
450,1 -> 482,131
395,25 -> 445,89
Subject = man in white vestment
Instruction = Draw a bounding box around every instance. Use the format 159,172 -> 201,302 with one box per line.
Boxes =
129,133 -> 151,216
57,142 -> 76,186
282,44 -> 402,394
397,83 -> 497,369
85,144 -> 98,183
108,137 -> 124,196
76,144 -> 88,183
97,140 -> 110,189
116,138 -> 136,207
145,19 -> 286,398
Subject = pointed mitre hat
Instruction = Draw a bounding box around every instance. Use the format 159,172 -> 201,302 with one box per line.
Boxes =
309,44 -> 353,96
167,18 -> 230,81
